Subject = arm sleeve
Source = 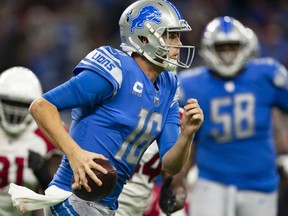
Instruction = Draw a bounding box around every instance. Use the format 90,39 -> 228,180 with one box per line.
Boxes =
157,103 -> 181,160
43,70 -> 114,111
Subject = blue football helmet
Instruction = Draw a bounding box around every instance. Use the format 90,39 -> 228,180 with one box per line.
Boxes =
119,0 -> 195,70
200,16 -> 250,77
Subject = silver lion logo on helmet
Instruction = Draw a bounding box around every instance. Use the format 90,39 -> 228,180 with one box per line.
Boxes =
127,5 -> 162,33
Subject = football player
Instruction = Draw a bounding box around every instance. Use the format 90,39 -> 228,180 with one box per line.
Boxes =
178,16 -> 288,216
117,141 -> 188,216
9,1 -> 203,215
274,108 -> 288,216
116,109 -> 188,216
246,25 -> 288,216
0,67 -> 62,216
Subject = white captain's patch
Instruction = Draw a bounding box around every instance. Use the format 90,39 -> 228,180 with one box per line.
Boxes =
132,81 -> 143,97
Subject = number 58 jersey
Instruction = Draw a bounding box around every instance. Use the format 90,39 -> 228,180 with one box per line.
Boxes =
178,57 -> 288,193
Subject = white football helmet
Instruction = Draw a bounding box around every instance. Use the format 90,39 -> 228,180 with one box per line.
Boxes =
0,67 -> 42,136
119,0 -> 195,70
200,16 -> 250,77
245,27 -> 260,58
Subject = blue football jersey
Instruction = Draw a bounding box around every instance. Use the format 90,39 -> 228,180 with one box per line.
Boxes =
49,46 -> 180,210
178,57 -> 288,192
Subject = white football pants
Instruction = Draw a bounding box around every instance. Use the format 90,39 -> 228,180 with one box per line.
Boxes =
189,178 -> 277,216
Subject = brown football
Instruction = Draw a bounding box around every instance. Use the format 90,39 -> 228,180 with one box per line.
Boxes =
72,158 -> 118,201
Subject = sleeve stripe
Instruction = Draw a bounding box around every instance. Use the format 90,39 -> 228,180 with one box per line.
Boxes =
110,66 -> 123,88
98,47 -> 122,67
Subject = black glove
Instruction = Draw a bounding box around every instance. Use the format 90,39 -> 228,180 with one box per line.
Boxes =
28,150 -> 45,170
159,176 -> 176,215
28,150 -> 52,189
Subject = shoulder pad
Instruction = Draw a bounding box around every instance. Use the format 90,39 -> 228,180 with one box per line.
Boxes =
75,46 -> 123,88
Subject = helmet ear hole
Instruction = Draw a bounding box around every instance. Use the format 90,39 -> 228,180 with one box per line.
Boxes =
138,36 -> 149,44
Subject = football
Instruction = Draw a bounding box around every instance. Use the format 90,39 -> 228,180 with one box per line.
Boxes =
72,158 -> 118,201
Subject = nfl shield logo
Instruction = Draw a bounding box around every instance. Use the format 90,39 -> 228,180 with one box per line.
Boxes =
154,96 -> 159,106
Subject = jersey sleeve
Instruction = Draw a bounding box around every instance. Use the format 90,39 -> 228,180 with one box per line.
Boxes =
43,69 -> 114,110
156,102 -> 181,160
271,59 -> 288,89
269,59 -> 288,111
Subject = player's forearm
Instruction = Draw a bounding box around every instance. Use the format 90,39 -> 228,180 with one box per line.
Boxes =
163,98 -> 203,174
162,131 -> 194,175
29,97 -> 80,156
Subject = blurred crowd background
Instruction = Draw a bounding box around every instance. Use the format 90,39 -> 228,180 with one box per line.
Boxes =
0,0 -> 287,92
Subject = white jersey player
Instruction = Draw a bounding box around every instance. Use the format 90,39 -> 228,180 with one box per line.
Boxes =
116,141 -> 161,216
0,67 -> 61,216
116,108 -> 189,216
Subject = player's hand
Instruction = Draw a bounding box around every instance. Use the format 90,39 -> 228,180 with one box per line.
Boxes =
69,148 -> 108,192
181,98 -> 203,135
159,176 -> 176,215
28,150 -> 45,171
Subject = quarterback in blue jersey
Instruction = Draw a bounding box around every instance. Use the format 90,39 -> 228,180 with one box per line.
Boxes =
11,1 -> 203,215
178,16 -> 288,216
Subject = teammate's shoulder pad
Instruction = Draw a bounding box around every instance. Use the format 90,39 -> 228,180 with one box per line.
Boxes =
178,66 -> 206,80
99,46 -> 127,58
250,57 -> 288,88
250,57 -> 281,68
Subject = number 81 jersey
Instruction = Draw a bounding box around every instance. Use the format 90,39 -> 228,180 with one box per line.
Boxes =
0,121 -> 55,216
